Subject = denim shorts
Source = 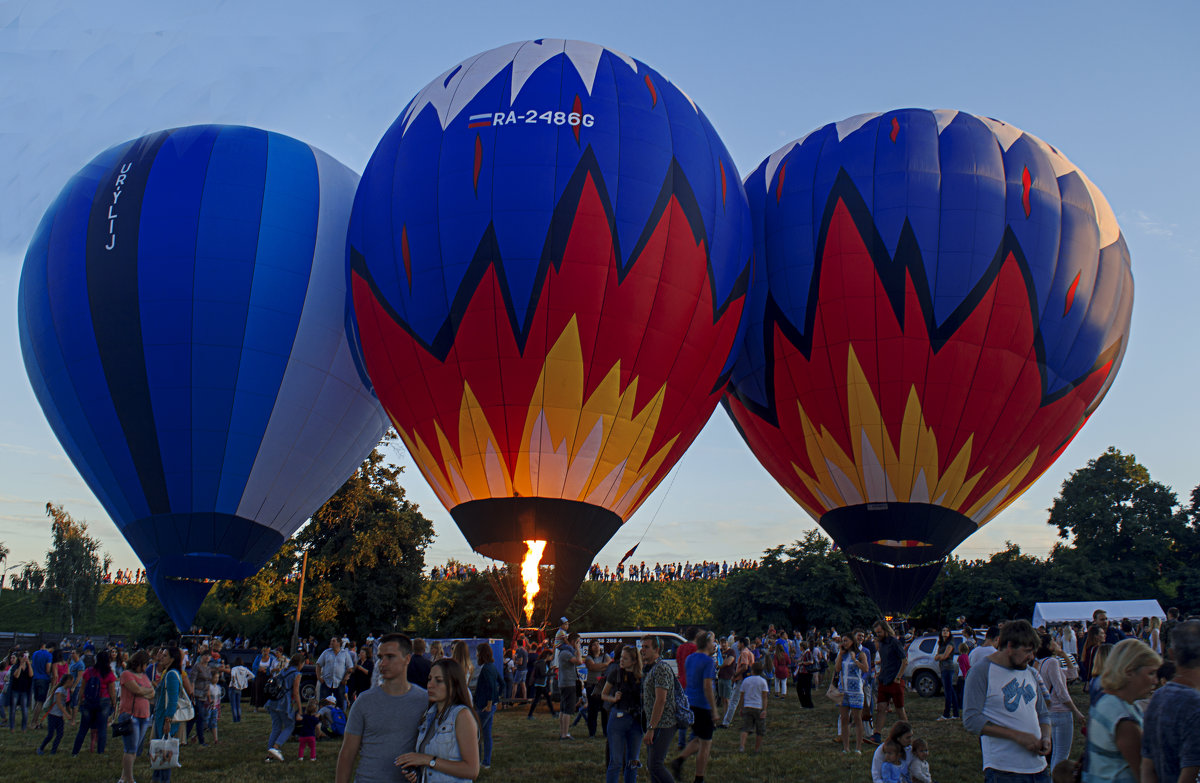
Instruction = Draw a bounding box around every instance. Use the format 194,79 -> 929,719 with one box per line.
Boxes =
122,715 -> 151,754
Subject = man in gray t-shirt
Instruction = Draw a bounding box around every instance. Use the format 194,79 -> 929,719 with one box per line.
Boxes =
336,634 -> 428,783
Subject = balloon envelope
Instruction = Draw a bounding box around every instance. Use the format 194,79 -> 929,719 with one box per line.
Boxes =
19,125 -> 388,628
348,39 -> 751,614
724,109 -> 1133,612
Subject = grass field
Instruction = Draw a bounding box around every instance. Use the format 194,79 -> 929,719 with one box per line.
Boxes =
0,682 -> 1086,782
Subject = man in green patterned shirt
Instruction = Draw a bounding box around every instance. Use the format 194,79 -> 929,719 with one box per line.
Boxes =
642,636 -> 680,782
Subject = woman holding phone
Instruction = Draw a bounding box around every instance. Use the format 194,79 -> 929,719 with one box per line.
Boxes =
396,659 -> 479,782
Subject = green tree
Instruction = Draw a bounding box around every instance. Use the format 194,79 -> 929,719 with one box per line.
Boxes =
1047,447 -> 1182,598
1169,485 -> 1200,609
914,543 -> 1049,626
42,502 -> 111,632
710,530 -> 876,634
293,443 -> 435,640
412,571 -> 510,638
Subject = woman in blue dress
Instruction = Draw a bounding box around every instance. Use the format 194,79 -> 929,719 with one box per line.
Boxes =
836,634 -> 869,755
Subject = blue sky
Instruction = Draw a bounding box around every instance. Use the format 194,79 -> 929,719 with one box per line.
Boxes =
2,0 -> 1197,577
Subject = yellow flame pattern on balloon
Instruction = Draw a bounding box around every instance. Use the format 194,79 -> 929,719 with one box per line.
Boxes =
394,315 -> 678,520
787,345 -> 1039,527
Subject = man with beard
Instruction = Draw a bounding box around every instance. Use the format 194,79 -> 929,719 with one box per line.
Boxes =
873,621 -> 908,742
963,620 -> 1051,782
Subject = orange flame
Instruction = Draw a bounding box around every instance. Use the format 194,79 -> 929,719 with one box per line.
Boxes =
521,540 -> 547,622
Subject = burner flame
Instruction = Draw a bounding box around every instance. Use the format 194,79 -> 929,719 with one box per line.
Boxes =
521,540 -> 547,622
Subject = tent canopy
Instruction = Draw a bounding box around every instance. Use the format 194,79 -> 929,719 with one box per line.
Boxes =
1032,600 -> 1165,628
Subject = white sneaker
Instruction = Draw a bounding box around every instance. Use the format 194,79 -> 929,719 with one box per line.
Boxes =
267,747 -> 284,762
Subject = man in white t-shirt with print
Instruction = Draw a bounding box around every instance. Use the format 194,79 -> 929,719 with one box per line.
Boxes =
963,620 -> 1051,782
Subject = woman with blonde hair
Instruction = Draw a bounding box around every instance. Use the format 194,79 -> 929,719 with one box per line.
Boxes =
1148,616 -> 1162,654
429,641 -> 445,661
451,641 -> 475,694
396,659 -> 480,782
1084,638 -> 1161,782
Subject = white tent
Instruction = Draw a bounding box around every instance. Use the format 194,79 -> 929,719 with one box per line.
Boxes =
1032,600 -> 1165,628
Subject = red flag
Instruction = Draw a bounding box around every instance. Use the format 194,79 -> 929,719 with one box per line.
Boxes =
618,544 -> 638,566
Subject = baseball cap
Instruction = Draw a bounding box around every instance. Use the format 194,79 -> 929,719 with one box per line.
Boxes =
324,696 -> 336,704
560,616 -> 569,623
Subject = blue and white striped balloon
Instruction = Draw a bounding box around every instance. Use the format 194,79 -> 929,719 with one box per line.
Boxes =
18,125 -> 388,629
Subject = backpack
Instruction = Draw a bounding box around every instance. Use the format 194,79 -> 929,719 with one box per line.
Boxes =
264,668 -> 291,702
83,669 -> 104,708
326,706 -> 347,736
653,661 -> 693,728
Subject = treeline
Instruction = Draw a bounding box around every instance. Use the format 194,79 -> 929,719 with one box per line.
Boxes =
6,446 -> 1197,644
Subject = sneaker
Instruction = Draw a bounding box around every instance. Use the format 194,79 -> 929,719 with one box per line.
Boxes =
937,715 -> 951,721
526,715 -> 535,720
267,747 -> 284,762
855,749 -> 863,755
36,748 -> 44,755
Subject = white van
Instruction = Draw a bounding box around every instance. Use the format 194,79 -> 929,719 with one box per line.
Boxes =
574,631 -> 688,676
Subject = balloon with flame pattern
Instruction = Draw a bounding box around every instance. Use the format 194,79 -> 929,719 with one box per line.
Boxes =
18,126 -> 389,630
724,109 -> 1133,613
348,40 -> 751,618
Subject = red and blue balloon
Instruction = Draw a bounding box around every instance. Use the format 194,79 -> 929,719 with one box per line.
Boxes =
724,109 -> 1134,612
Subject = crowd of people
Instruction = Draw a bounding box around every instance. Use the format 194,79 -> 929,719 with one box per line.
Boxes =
1,607 -> 1198,782
423,558 -> 763,583
587,560 -> 760,582
104,569 -> 146,585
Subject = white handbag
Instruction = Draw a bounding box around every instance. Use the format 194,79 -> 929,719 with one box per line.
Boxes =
149,737 -> 181,770
173,688 -> 195,722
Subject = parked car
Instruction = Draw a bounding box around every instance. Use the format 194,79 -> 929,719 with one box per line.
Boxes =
904,632 -> 974,698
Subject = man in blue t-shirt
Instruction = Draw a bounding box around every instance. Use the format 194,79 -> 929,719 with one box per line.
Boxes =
671,631 -> 718,783
30,642 -> 53,729
1141,620 -> 1200,782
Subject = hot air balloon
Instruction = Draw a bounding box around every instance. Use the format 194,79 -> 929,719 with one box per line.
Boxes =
18,125 -> 389,629
724,109 -> 1133,613
348,39 -> 750,619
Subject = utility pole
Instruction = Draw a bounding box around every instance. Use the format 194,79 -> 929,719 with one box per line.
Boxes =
290,548 -> 309,656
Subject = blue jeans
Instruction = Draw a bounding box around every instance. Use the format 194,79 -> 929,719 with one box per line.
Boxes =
40,713 -> 65,753
606,710 -> 644,783
73,702 -> 112,754
7,690 -> 30,730
230,688 -> 243,722
941,669 -> 960,717
1048,711 -> 1073,772
123,715 -> 152,755
478,705 -> 495,765
984,768 -> 1050,783
268,706 -> 294,748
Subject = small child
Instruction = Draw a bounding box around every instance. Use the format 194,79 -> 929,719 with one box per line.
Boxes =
880,741 -> 906,783
738,660 -> 769,753
910,737 -> 932,783
206,682 -> 221,743
297,700 -> 322,761
38,672 -> 75,755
